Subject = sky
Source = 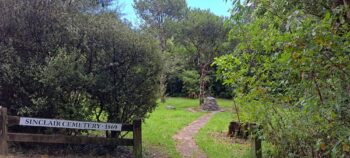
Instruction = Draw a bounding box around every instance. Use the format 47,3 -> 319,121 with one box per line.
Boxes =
116,0 -> 232,26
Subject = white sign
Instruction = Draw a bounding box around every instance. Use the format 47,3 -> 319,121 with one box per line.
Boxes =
19,117 -> 122,131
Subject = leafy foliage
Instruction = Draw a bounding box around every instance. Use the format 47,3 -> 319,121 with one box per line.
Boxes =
0,0 -> 161,137
134,0 -> 187,103
180,9 -> 228,105
215,0 -> 350,157
179,70 -> 200,98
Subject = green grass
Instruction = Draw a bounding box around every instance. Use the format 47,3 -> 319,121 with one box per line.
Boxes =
142,97 -> 253,158
142,97 -> 205,158
215,98 -> 233,108
195,111 -> 253,158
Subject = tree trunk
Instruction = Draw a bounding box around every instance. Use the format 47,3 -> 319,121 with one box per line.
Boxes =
160,73 -> 166,103
199,64 -> 208,106
159,26 -> 167,103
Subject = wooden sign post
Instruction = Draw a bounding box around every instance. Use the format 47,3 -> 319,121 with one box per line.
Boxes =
0,106 -> 8,155
0,107 -> 142,158
133,119 -> 142,158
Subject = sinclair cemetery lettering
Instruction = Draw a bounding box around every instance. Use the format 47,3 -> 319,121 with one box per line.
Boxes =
19,117 -> 122,131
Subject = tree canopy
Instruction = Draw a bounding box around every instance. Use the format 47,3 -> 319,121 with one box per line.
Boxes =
180,9 -> 228,105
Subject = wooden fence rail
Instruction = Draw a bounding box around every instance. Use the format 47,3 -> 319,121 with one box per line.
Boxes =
0,106 -> 142,158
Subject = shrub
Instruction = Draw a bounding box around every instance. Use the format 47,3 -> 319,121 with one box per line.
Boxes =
0,0 -> 161,136
179,70 -> 200,98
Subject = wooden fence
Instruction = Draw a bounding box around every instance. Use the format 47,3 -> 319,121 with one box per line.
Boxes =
0,106 -> 142,158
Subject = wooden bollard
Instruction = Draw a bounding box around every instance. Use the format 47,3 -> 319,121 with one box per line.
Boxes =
133,119 -> 142,158
0,106 -> 8,155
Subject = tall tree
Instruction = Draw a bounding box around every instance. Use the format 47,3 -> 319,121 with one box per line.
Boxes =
134,0 -> 187,102
180,9 -> 227,105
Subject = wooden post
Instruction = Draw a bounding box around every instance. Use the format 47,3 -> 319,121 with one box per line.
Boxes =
0,107 -> 8,155
251,125 -> 262,158
252,136 -> 262,158
133,119 -> 142,158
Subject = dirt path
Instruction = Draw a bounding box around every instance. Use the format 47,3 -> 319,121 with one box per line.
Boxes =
173,112 -> 217,158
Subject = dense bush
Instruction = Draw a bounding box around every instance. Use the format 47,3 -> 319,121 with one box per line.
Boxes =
179,70 -> 200,98
165,71 -> 233,99
208,74 -> 234,99
215,0 -> 350,157
0,0 -> 161,136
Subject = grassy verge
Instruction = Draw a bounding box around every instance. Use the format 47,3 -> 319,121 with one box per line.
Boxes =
142,97 -> 253,158
142,97 -> 205,158
195,111 -> 252,158
194,98 -> 256,158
